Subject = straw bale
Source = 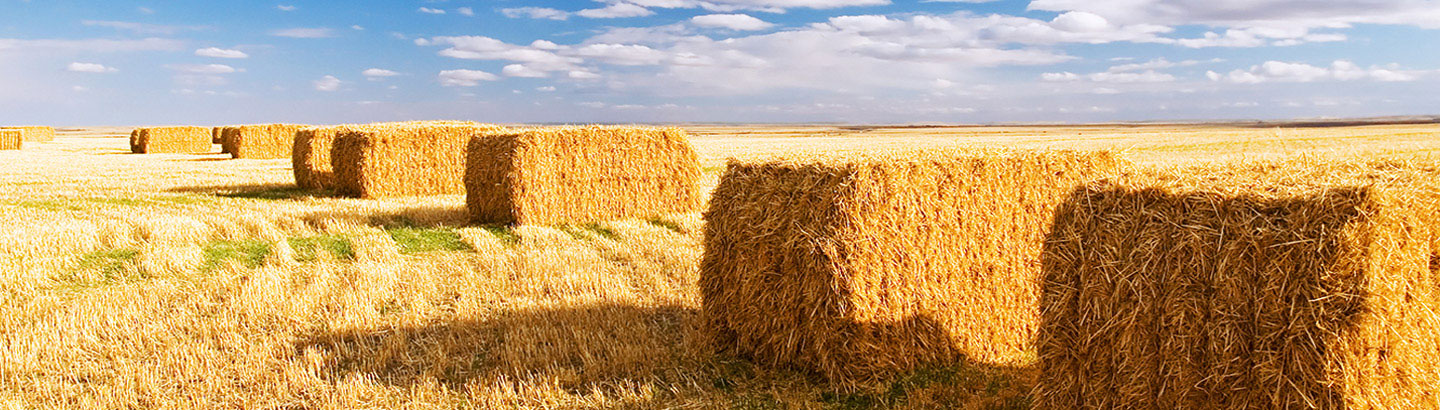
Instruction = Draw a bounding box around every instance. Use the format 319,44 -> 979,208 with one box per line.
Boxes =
1,126 -> 54,142
332,122 -> 505,198
700,148 -> 1128,389
219,126 -> 239,154
1034,159 -> 1440,410
466,126 -> 703,226
131,126 -> 211,154
230,124 -> 306,159
0,130 -> 21,150
211,127 -> 222,144
295,121 -> 478,191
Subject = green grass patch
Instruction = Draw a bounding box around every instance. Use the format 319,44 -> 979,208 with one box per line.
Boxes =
559,224 -> 618,241
219,186 -> 331,200
647,218 -> 685,233
385,226 -> 471,253
202,240 -> 272,271
55,248 -> 140,289
479,225 -> 519,246
820,363 -> 1028,410
288,234 -> 355,262
702,165 -> 727,173
2,195 -> 209,211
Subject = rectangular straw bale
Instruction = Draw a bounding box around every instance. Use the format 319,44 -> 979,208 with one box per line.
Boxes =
0,130 -> 21,150
295,121 -> 478,191
131,126 -> 211,154
700,148 -> 1128,390
466,126 -> 703,225
1034,160 -> 1440,410
230,124 -> 306,159
1,126 -> 54,142
332,123 -> 506,198
219,126 -> 239,154
211,126 -> 223,144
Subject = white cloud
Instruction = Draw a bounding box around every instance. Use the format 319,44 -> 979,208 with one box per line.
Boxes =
577,3 -> 655,18
439,69 -> 499,86
1029,0 -> 1440,29
1050,11 -> 1110,32
352,25 -> 365,30
457,7 -> 474,16
1106,57 -> 1219,72
270,28 -> 336,38
691,14 -> 774,31
361,68 -> 400,80
165,64 -> 240,74
80,20 -> 204,35
502,64 -> 549,78
418,7 -> 446,14
1207,60 -> 1424,84
572,43 -> 668,65
66,62 -> 117,73
195,47 -> 248,59
0,37 -> 184,53
537,86 -> 557,92
502,7 -> 571,20
313,75 -> 342,91
137,7 -> 154,14
276,5 -> 296,11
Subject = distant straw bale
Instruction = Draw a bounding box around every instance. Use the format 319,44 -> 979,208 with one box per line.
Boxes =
1034,159 -> 1440,410
211,127 -> 222,144
219,126 -> 239,154
466,126 -> 703,226
230,124 -> 306,159
1,126 -> 54,142
295,121 -> 476,191
0,130 -> 21,150
700,148 -> 1127,389
332,122 -> 505,198
131,126 -> 211,154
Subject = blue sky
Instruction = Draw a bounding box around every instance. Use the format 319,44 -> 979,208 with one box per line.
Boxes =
2,0 -> 1439,125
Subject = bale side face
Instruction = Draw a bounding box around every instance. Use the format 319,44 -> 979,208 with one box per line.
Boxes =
134,126 -> 211,154
293,126 -> 344,190
1,126 -> 53,142
700,149 -> 1127,389
0,130 -> 21,150
232,124 -> 306,159
333,124 -> 505,198
1035,173 -> 1440,410
467,126 -> 703,225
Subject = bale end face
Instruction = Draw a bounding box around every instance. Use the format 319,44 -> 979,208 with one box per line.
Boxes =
293,126 -> 345,190
466,126 -> 703,226
700,149 -> 1127,390
1034,170 -> 1440,410
1,126 -> 54,142
0,130 -> 22,150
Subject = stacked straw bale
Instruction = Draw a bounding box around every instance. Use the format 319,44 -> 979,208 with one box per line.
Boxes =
1034,159 -> 1440,410
332,122 -> 506,198
130,126 -> 211,154
295,121 -> 479,191
1,126 -> 54,142
700,148 -> 1128,389
0,130 -> 21,150
230,124 -> 306,159
466,126 -> 703,225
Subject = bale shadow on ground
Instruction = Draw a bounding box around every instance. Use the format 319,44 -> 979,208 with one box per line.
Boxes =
169,183 -> 338,201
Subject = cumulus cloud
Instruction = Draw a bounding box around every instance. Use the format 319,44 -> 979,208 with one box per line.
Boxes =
81,20 -> 205,35
195,47 -> 248,59
418,7 -> 446,14
270,28 -> 336,38
361,68 -> 400,80
502,7 -> 571,20
0,37 -> 184,53
457,7 -> 474,16
577,3 -> 655,18
691,14 -> 774,30
276,5 -> 296,11
1207,60 -> 1424,83
502,64 -> 549,78
439,69 -> 499,86
313,75 -> 342,91
66,62 -> 117,73
165,64 -> 240,74
1042,70 -> 1175,83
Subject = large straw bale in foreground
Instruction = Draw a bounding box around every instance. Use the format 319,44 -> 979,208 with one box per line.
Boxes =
332,123 -> 505,198
1035,160 -> 1440,410
467,126 -> 703,225
700,148 -> 1127,389
230,124 -> 306,159
1,126 -> 54,142
0,130 -> 21,150
131,126 -> 211,154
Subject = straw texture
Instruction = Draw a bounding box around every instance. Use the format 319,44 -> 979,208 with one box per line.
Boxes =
700,148 -> 1127,390
332,122 -> 505,198
131,126 -> 211,154
1035,159 -> 1440,410
1,126 -> 54,142
293,126 -> 343,190
211,127 -> 223,144
0,130 -> 21,150
230,124 -> 306,159
466,126 -> 703,226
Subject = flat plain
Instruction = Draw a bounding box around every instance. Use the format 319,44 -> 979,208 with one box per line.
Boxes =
2,123 -> 1438,409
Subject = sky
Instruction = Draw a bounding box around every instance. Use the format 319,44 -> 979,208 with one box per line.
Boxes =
2,0 -> 1439,125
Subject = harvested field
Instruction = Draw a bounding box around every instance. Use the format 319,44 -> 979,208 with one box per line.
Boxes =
467,126 -> 703,225
332,122 -> 505,198
0,129 -> 21,150
230,124 -> 306,159
131,126 -> 212,154
1,124 -> 1439,410
701,148 -> 1127,390
1035,159 -> 1440,409
2,126 -> 54,142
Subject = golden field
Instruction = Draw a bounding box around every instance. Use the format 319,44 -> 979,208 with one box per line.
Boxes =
1,123 -> 1438,410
